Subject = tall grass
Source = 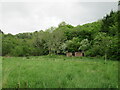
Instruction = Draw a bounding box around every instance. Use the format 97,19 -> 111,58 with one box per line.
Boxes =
0,57 -> 2,89
2,55 -> 118,88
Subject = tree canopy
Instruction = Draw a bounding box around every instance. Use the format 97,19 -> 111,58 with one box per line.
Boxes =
1,10 -> 119,60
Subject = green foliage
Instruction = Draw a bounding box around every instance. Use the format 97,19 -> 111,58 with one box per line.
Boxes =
64,37 -> 80,52
16,33 -> 33,39
101,10 -> 118,36
58,21 -> 67,27
1,10 -> 119,60
2,35 -> 16,56
79,39 -> 90,51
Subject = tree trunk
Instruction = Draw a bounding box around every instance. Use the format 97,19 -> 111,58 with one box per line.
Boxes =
49,48 -> 51,55
105,53 -> 107,64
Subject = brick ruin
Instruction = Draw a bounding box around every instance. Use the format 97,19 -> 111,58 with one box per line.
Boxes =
75,52 -> 84,57
66,52 -> 73,57
66,52 -> 84,57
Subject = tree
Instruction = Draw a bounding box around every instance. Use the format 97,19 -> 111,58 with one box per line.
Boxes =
63,37 -> 80,52
52,30 -> 66,54
79,39 -> 90,55
93,32 -> 113,62
101,10 -> 118,36
44,28 -> 66,54
45,27 -> 56,33
1,11 -> 119,60
33,31 -> 48,55
58,21 -> 67,27
2,35 -> 16,56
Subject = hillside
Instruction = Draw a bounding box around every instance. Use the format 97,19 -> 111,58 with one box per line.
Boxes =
1,11 -> 119,60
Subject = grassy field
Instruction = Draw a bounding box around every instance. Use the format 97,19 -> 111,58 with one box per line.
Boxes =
2,55 -> 118,88
0,57 -> 2,89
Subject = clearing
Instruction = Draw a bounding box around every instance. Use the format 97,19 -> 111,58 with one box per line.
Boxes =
2,55 -> 118,88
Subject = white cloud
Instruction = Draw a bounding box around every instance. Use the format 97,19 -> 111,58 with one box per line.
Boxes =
1,2 -> 118,34
0,3 -> 2,29
0,0 -> 118,2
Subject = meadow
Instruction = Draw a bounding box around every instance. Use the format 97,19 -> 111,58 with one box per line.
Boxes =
2,55 -> 118,88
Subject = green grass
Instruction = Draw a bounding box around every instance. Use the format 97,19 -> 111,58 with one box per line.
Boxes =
2,55 -> 118,88
0,57 -> 2,89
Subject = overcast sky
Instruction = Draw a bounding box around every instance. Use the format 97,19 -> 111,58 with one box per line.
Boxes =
0,0 -> 118,35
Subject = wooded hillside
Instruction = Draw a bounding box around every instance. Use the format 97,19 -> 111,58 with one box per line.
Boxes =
1,11 -> 120,60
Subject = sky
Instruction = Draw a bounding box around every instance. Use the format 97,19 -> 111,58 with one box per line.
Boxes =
0,0 -> 118,35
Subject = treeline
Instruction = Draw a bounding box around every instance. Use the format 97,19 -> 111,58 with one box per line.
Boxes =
1,10 -> 120,60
